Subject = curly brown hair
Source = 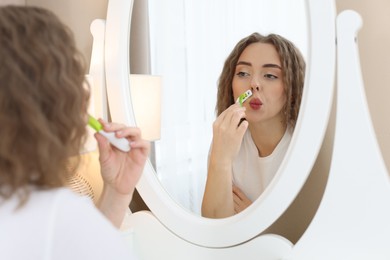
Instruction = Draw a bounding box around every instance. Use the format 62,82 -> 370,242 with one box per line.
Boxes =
0,6 -> 90,202
216,32 -> 305,129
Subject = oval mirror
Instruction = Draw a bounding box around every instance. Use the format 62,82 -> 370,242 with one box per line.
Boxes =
104,0 -> 336,248
148,0 -> 309,216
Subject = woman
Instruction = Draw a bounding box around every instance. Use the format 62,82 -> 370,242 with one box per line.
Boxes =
202,32 -> 305,218
0,5 -> 149,259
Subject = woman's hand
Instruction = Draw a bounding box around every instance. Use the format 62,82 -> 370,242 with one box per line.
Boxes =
95,119 -> 150,228
233,184 -> 252,214
210,103 -> 248,162
201,104 -> 248,218
95,120 -> 150,195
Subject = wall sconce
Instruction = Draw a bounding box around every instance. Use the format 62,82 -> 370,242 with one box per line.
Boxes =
129,74 -> 161,141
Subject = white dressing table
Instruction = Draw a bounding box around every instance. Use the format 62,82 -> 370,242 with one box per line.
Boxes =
89,0 -> 390,258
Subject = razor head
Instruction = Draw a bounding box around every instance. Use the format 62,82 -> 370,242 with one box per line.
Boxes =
236,89 -> 253,106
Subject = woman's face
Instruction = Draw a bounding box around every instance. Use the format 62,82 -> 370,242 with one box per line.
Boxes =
232,42 -> 286,126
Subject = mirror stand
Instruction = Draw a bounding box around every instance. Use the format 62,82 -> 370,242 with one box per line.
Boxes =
288,10 -> 390,259
90,0 -> 390,258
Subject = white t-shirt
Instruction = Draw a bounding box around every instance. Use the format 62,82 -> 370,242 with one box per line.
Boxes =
232,128 -> 292,201
0,187 -> 137,260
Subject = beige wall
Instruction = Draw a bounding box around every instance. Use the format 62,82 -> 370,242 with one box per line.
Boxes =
0,0 -> 25,5
18,0 -> 390,244
26,0 -> 108,68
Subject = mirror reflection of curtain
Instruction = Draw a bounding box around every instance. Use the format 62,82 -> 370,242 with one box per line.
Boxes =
148,0 -> 308,214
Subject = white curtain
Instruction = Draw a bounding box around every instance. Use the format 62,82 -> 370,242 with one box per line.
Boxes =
147,0 -> 308,214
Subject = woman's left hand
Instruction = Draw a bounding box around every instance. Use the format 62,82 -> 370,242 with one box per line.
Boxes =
233,184 -> 252,214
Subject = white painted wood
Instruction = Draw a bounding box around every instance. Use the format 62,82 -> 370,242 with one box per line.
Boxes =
82,19 -> 106,154
288,10 -> 390,259
89,19 -> 108,121
104,0 -> 136,127
123,211 -> 292,260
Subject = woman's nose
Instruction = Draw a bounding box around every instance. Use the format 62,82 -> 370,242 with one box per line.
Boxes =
250,79 -> 261,92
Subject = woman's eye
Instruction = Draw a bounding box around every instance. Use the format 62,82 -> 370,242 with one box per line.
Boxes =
236,71 -> 250,77
264,73 -> 278,79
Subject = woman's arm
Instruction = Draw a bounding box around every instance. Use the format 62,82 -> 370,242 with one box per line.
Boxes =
202,152 -> 235,218
201,104 -> 248,218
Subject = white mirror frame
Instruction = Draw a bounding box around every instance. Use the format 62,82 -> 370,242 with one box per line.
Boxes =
100,0 -> 336,248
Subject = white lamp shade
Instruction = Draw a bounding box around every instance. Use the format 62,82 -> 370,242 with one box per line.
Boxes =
129,74 -> 161,141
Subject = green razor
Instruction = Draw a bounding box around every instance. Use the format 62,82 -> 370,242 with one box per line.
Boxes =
88,115 -> 130,152
236,90 -> 253,106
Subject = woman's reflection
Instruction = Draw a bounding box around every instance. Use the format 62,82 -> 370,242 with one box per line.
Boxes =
202,32 -> 306,218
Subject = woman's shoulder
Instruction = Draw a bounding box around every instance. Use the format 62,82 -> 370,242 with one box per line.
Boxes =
49,187 -> 93,205
20,187 -> 93,212
46,188 -> 137,259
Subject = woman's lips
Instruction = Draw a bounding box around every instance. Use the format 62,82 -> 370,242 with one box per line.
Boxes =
249,98 -> 262,110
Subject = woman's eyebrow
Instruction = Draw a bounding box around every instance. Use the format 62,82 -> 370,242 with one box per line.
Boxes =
263,63 -> 282,70
236,61 -> 252,66
236,61 -> 282,70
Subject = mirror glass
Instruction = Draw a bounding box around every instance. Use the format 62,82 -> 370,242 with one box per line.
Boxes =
147,0 -> 308,215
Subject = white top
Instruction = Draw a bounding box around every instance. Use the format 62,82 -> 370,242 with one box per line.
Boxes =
232,128 -> 292,201
0,187 -> 137,260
